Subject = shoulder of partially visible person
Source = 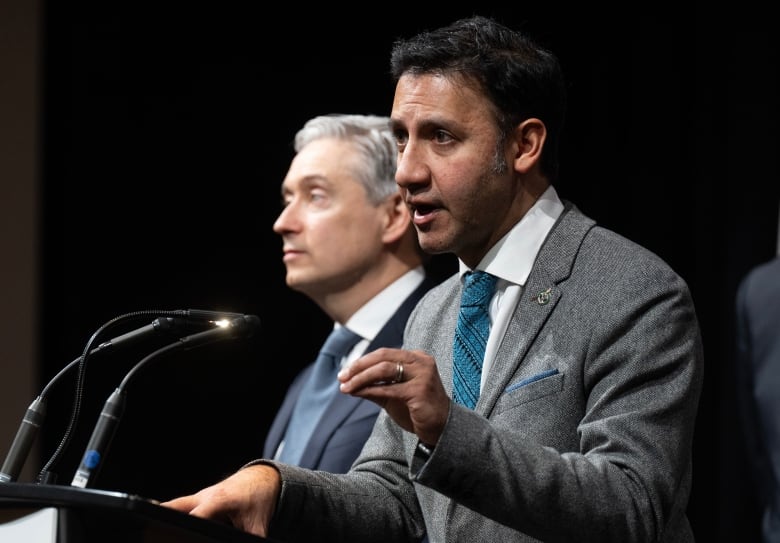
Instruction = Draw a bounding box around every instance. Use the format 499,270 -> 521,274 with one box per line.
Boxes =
736,256 -> 780,341
738,255 -> 780,302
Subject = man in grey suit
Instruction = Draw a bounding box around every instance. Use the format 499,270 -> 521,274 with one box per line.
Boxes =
164,16 -> 705,542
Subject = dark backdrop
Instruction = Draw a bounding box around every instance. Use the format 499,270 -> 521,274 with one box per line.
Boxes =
35,3 -> 778,541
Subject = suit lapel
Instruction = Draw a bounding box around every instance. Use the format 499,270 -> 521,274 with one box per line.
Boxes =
263,367 -> 311,458
296,276 -> 437,468
477,203 -> 595,416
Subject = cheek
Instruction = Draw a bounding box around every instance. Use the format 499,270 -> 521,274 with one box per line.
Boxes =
312,212 -> 382,255
438,160 -> 485,206
343,217 -> 384,253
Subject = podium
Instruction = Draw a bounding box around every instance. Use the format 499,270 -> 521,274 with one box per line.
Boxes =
0,482 -> 269,542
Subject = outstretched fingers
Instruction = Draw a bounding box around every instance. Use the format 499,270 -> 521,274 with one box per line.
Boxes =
159,464 -> 280,538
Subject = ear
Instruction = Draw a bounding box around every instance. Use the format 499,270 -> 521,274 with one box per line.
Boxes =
511,118 -> 546,174
381,192 -> 412,244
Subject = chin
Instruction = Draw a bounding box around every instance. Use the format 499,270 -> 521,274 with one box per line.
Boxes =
418,236 -> 452,256
285,274 -> 302,289
286,273 -> 316,293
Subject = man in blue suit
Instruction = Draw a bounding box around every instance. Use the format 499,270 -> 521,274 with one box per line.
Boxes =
263,113 -> 438,473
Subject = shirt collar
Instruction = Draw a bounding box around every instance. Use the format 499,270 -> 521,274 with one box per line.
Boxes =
343,266 -> 426,341
458,185 -> 564,286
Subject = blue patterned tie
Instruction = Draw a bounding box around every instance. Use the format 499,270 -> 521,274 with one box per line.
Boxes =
453,271 -> 497,409
278,325 -> 362,465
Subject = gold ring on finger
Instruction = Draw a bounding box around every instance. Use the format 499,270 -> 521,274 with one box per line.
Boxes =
394,362 -> 404,384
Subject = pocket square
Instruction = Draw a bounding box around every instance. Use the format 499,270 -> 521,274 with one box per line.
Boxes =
505,368 -> 560,393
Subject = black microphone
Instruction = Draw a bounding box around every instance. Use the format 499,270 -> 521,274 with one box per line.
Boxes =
178,314 -> 261,350
0,397 -> 45,483
93,310 -> 246,353
70,314 -> 260,489
92,317 -> 189,353
0,309 -> 249,484
69,388 -> 125,490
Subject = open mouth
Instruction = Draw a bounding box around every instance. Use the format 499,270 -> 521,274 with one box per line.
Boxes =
413,203 -> 436,216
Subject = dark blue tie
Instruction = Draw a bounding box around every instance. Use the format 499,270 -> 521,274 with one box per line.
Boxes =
453,271 -> 497,409
278,325 -> 362,465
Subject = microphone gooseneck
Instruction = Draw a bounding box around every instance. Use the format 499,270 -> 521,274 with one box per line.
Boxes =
117,314 -> 261,391
70,314 -> 260,489
0,308 -> 248,485
38,309 -> 184,484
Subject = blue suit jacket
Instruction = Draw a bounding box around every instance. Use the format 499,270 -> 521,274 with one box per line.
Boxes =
736,256 -> 780,542
263,277 -> 437,472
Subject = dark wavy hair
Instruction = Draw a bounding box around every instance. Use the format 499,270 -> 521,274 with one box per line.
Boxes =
390,15 -> 566,182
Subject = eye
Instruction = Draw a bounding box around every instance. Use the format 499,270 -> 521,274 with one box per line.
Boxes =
309,189 -> 326,202
393,130 -> 408,150
433,129 -> 454,144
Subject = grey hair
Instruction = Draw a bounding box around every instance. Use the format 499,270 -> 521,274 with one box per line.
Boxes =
294,114 -> 398,205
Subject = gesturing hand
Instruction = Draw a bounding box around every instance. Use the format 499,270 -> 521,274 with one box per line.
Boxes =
338,347 -> 450,446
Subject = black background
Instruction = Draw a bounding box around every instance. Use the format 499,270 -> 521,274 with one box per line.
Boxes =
35,3 -> 778,541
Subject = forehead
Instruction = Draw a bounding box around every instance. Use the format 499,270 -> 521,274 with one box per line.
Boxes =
390,73 -> 493,129
284,138 -> 361,185
292,137 -> 359,169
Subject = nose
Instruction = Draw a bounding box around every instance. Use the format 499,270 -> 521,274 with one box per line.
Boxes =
273,201 -> 298,235
395,144 -> 429,193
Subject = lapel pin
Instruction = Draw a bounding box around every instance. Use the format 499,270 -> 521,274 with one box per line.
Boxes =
534,287 -> 552,305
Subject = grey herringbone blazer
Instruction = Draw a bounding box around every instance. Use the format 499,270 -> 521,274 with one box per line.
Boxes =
263,203 -> 704,543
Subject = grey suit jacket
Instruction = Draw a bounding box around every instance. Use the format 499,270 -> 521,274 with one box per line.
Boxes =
260,203 -> 705,543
